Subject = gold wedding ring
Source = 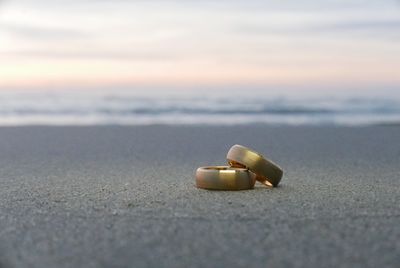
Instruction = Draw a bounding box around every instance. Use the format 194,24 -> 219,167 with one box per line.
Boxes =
227,144 -> 283,187
196,166 -> 256,190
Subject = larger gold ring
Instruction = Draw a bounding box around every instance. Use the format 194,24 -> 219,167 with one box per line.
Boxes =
195,166 -> 256,190
227,144 -> 283,187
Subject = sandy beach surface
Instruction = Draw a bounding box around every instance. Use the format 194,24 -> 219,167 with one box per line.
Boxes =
0,125 -> 399,268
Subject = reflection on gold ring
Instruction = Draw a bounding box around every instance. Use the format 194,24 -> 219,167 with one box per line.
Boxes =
227,145 -> 283,187
195,166 -> 256,191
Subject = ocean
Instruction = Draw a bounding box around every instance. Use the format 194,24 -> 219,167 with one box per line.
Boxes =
0,88 -> 399,126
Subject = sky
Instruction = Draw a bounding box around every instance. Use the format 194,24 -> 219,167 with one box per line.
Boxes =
0,0 -> 400,91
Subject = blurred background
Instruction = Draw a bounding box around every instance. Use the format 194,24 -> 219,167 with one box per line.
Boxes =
0,0 -> 399,125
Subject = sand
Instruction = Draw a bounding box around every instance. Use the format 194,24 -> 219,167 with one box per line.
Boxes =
0,125 -> 399,268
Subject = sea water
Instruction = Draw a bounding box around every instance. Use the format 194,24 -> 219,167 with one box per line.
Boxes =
0,87 -> 399,126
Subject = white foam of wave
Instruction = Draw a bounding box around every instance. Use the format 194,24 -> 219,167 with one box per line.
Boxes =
0,89 -> 399,126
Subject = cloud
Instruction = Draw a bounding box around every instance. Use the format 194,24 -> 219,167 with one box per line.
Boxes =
311,20 -> 400,32
0,50 -> 179,61
1,23 -> 89,40
234,19 -> 400,37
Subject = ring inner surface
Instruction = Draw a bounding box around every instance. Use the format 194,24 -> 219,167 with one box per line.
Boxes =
228,160 -> 247,168
202,166 -> 230,170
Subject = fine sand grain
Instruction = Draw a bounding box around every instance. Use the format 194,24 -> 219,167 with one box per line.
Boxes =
0,125 -> 399,268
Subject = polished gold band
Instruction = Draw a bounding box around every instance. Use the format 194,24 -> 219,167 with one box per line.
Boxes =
227,144 -> 283,187
195,166 -> 256,190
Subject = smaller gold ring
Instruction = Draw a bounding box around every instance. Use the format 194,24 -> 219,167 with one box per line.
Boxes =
195,166 -> 256,191
227,144 -> 283,187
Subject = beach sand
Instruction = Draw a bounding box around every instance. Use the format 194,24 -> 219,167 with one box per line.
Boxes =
0,125 -> 399,268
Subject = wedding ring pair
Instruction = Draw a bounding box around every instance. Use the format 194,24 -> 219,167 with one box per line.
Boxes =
196,145 -> 283,190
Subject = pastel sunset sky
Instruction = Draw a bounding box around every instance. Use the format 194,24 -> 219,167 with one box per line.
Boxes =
0,0 -> 399,90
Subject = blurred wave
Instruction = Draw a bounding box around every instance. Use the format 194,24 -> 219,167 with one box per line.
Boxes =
0,90 -> 400,126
